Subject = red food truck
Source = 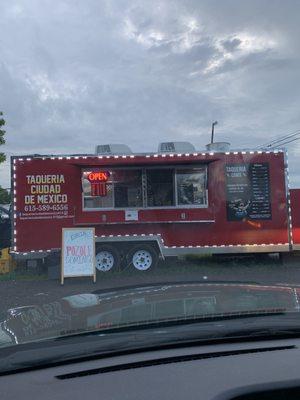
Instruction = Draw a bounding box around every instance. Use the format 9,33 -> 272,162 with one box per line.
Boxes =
291,188 -> 300,251
10,142 -> 300,271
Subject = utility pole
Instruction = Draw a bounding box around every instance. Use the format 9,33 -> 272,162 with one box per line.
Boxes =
211,121 -> 218,144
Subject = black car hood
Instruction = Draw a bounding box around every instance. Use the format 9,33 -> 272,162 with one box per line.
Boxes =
1,282 -> 299,346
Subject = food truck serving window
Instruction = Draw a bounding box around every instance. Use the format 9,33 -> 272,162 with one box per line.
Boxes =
146,169 -> 174,207
176,168 -> 207,206
114,170 -> 143,208
82,166 -> 207,210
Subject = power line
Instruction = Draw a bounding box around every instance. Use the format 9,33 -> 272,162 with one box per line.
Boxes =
267,136 -> 300,149
265,131 -> 300,148
256,129 -> 300,149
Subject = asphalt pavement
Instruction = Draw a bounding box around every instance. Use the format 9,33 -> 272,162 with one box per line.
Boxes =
1,254 -> 300,313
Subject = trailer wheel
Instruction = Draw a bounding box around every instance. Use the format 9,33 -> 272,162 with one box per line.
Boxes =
95,246 -> 120,272
128,245 -> 158,271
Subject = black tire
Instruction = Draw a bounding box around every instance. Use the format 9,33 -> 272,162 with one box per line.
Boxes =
95,245 -> 121,272
127,244 -> 159,271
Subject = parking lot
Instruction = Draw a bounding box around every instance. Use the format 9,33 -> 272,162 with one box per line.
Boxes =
1,253 -> 300,314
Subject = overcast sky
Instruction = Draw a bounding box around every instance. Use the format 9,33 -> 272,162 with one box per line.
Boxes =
0,0 -> 299,188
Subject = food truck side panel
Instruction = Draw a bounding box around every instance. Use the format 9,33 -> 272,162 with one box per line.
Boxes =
291,189 -> 300,250
12,151 -> 290,254
12,157 -> 79,252
75,151 -> 289,250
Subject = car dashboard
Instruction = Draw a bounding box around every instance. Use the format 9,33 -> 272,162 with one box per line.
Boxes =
2,337 -> 300,399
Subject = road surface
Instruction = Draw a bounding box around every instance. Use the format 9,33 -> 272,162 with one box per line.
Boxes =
1,254 -> 300,313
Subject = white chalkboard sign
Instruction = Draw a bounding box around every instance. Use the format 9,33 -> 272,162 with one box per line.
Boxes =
61,228 -> 96,284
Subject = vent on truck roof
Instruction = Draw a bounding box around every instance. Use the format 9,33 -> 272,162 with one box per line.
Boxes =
158,142 -> 196,153
206,142 -> 230,152
95,144 -> 132,155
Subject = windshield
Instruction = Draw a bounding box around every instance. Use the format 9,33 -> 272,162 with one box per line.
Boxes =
0,0 -> 300,370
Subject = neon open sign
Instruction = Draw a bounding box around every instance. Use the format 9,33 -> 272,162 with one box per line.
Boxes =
87,171 -> 110,197
87,171 -> 110,182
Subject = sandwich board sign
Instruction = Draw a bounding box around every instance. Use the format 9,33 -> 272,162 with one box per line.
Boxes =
61,228 -> 96,284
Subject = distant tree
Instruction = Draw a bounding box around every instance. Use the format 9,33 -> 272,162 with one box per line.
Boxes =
0,188 -> 10,204
0,112 -> 9,204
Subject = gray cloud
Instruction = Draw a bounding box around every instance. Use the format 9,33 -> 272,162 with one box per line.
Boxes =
221,38 -> 242,53
0,0 -> 299,188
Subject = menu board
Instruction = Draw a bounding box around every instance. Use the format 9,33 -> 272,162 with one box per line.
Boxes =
225,163 -> 272,221
61,228 -> 96,284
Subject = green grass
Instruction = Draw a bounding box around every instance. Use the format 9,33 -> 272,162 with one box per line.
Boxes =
96,256 -> 278,280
